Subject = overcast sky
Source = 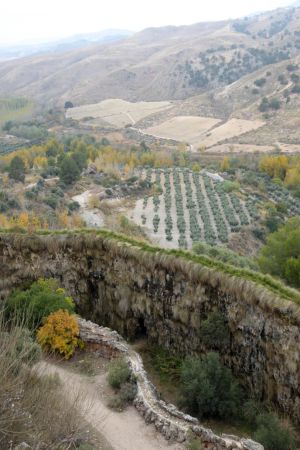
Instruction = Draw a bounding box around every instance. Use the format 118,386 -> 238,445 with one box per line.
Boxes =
0,0 -> 294,46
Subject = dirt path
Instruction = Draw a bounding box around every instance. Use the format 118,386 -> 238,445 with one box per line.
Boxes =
40,361 -> 183,450
72,190 -> 104,227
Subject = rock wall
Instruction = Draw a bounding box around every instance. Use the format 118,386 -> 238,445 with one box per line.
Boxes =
0,232 -> 300,424
79,318 -> 263,450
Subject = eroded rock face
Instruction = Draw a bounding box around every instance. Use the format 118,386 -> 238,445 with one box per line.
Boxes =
0,233 -> 300,424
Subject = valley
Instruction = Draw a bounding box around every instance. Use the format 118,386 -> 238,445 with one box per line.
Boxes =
1,2 -> 300,450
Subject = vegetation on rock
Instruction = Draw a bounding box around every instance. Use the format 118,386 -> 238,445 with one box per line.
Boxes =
180,352 -> 241,419
6,278 -> 75,329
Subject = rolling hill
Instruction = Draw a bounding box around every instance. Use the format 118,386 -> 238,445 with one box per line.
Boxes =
0,6 -> 299,106
2,5 -> 300,150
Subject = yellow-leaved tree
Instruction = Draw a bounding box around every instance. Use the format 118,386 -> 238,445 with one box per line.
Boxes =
220,156 -> 230,172
37,310 -> 83,359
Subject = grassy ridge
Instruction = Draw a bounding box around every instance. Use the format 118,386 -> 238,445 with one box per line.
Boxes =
0,227 -> 299,305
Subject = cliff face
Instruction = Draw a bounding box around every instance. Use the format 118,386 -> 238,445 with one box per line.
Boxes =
1,232 -> 300,423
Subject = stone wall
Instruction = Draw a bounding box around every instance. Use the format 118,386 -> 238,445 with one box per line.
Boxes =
0,232 -> 300,424
79,318 -> 263,450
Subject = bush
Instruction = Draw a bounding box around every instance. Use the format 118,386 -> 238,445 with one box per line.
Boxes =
223,180 -> 240,192
107,358 -> 136,411
68,201 -> 80,212
37,309 -> 82,359
269,98 -> 281,110
107,358 -> 131,389
119,382 -> 137,403
254,78 -> 266,87
180,353 -> 241,419
291,84 -> 300,94
199,310 -> 230,350
258,217 -> 300,287
6,278 -> 75,329
254,413 -> 295,450
286,63 -> 298,72
148,346 -> 182,381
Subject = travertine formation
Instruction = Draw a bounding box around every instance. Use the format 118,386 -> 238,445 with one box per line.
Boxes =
0,232 -> 299,426
79,318 -> 263,449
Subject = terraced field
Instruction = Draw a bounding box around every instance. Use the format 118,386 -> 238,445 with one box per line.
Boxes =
130,169 -> 259,249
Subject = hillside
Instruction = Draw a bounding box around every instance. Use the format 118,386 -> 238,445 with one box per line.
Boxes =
1,6 -> 300,108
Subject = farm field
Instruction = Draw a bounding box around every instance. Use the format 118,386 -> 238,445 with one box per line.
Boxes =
143,116 -> 266,151
144,116 -> 221,146
66,98 -> 172,127
199,118 -> 265,148
130,169 -> 259,249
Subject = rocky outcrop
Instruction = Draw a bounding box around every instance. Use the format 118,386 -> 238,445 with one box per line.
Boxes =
0,232 -> 300,424
79,318 -> 263,450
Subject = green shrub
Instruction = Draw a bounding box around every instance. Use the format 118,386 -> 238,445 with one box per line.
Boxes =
223,181 -> 240,192
6,278 -> 75,329
107,358 -> 131,389
259,217 -> 300,287
254,78 -> 267,87
8,156 -> 25,183
254,413 -> 295,450
119,382 -> 137,403
148,346 -> 182,381
199,310 -> 230,350
242,399 -> 264,428
180,353 -> 241,419
192,242 -> 258,270
107,359 -> 137,411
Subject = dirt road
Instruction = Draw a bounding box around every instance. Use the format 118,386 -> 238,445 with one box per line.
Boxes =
40,361 -> 184,450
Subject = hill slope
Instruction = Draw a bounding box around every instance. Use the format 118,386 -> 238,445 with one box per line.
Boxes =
1,6 -> 300,108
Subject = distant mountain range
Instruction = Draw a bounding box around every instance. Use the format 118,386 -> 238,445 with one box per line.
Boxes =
0,29 -> 134,61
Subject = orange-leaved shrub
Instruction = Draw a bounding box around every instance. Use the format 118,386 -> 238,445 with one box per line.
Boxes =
37,309 -> 83,359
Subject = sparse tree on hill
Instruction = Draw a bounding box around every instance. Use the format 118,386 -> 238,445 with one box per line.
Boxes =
64,101 -> 74,109
8,156 -> 25,183
59,155 -> 80,185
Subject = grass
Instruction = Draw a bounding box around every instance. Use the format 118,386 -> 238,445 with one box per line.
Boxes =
0,227 -> 300,307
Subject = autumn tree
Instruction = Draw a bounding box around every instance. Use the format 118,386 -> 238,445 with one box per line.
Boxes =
37,309 -> 82,359
220,156 -> 230,172
259,155 -> 288,180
